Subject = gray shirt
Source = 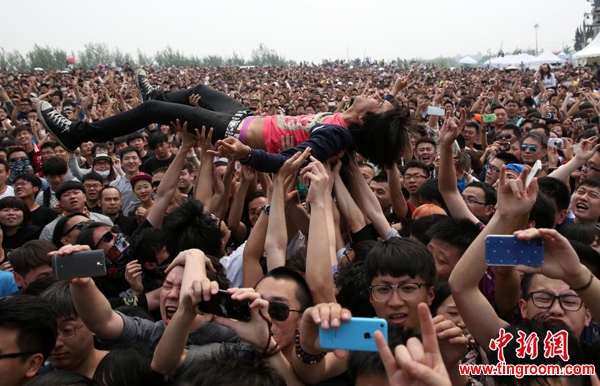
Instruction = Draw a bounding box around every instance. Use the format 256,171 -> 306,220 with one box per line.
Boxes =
40,212 -> 114,242
110,311 -> 236,349
110,176 -> 139,217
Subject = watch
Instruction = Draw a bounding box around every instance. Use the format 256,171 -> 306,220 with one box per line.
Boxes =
261,205 -> 271,215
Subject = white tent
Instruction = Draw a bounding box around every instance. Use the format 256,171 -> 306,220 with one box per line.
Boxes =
557,52 -> 570,60
573,33 -> 600,60
530,51 -> 565,66
486,54 -> 537,68
459,56 -> 477,65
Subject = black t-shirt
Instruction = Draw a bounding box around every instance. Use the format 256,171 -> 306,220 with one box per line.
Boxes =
30,205 -> 57,229
2,224 -> 41,254
114,212 -> 139,237
141,154 -> 175,175
140,149 -> 156,165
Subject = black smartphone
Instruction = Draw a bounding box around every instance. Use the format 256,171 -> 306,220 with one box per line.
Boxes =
52,250 -> 106,280
197,289 -> 251,322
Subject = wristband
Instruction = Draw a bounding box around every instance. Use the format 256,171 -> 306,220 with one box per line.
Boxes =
240,146 -> 252,163
295,330 -> 326,364
571,273 -> 594,292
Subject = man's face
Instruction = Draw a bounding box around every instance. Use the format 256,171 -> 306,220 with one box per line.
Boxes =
416,143 -> 435,166
129,138 -> 144,152
60,215 -> 90,246
0,327 -> 39,386
0,165 -> 8,186
53,146 -> 68,163
519,275 -> 590,337
369,180 -> 392,212
14,179 -> 36,200
121,152 -> 141,175
18,265 -> 52,289
41,147 -> 55,162
506,103 -> 520,117
83,180 -> 103,202
403,167 -> 429,195
427,238 -> 462,281
248,196 -> 267,227
255,277 -> 304,350
461,126 -> 477,143
80,142 -> 93,156
60,189 -> 85,212
521,138 -> 545,166
18,101 -> 31,113
151,172 -> 164,194
580,152 -> 600,183
93,160 -> 110,172
14,130 -> 32,147
347,94 -> 395,118
160,266 -> 184,325
154,141 -> 170,159
485,158 -> 504,185
46,174 -> 66,191
359,165 -> 376,184
494,109 -> 508,126
50,316 -> 95,372
462,186 -> 492,222
101,188 -> 122,216
572,184 -> 600,225
178,169 -> 193,191
369,274 -> 434,330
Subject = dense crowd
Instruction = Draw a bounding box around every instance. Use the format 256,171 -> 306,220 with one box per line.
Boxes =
0,61 -> 599,385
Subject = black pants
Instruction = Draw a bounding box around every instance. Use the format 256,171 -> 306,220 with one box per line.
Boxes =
70,85 -> 248,144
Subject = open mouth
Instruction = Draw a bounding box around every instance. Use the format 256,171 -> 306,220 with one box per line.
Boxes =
388,313 -> 407,325
165,306 -> 178,320
575,203 -> 589,212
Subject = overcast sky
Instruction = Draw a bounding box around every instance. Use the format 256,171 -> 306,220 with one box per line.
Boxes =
5,0 -> 592,62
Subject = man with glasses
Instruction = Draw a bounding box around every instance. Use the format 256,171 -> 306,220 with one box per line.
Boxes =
402,160 -> 430,215
484,152 -> 520,185
40,181 -> 113,242
0,295 -> 57,386
520,132 -> 547,168
81,172 -> 104,214
39,281 -> 108,379
580,148 -> 600,183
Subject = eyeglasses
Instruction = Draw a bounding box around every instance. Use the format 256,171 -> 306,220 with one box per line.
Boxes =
488,165 -> 501,174
496,134 -> 513,140
13,181 -> 31,188
93,226 -> 121,249
84,183 -> 102,190
63,221 -> 91,237
369,282 -> 425,302
404,174 -> 428,181
582,163 -> 600,173
463,197 -> 486,205
268,302 -> 303,322
57,325 -> 84,339
526,291 -> 583,312
0,351 -> 38,360
521,144 -> 538,152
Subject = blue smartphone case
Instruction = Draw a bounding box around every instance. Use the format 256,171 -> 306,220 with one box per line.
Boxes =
485,235 -> 544,266
319,317 -> 388,352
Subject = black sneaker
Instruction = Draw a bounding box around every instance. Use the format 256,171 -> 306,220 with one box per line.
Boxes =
37,101 -> 78,151
136,69 -> 157,102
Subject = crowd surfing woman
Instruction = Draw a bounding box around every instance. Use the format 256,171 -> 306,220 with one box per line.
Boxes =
37,70 -> 411,173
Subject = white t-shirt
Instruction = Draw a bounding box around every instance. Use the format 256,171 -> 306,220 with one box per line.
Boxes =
0,185 -> 14,200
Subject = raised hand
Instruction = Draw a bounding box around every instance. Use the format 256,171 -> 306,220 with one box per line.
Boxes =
209,137 -> 249,160
301,156 -> 331,204
125,260 -> 144,295
575,136 -> 600,163
495,164 -> 538,217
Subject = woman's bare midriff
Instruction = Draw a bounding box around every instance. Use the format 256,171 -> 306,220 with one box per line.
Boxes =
239,116 -> 266,150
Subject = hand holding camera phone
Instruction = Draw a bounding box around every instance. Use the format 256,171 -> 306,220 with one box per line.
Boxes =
485,235 -> 544,266
52,250 -> 106,281
197,289 -> 251,322
319,317 -> 388,352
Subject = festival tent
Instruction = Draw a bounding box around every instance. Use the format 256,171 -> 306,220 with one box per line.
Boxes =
573,33 -> 600,61
557,52 -> 569,60
486,54 -> 537,68
529,51 -> 565,66
459,56 -> 477,65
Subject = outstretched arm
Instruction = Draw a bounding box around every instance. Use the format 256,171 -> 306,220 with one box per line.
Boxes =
449,166 -> 537,349
387,164 -> 408,220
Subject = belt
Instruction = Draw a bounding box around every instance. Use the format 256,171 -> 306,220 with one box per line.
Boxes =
224,110 -> 251,139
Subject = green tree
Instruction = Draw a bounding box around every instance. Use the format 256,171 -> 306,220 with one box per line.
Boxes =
202,55 -> 224,67
78,43 -> 114,69
250,43 -> 288,66
27,44 -> 67,70
5,50 -> 28,72
225,51 -> 246,66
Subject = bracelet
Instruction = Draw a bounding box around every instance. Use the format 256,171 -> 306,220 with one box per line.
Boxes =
239,146 -> 252,163
257,338 -> 282,359
295,330 -> 326,364
571,273 -> 594,292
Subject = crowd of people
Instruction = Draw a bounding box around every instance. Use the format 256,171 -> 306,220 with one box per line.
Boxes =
0,60 -> 599,385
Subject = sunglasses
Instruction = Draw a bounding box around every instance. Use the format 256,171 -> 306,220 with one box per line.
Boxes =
496,134 -> 513,140
268,302 -> 303,322
521,144 -> 538,152
93,226 -> 121,249
63,221 -> 91,237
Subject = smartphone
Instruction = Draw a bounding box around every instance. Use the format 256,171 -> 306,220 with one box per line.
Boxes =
427,106 -> 445,116
52,250 -> 106,281
485,235 -> 544,266
197,289 -> 251,322
319,317 -> 388,352
482,114 -> 497,123
526,159 -> 542,188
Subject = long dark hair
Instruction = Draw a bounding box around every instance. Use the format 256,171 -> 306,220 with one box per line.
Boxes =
348,106 -> 411,167
0,196 -> 30,230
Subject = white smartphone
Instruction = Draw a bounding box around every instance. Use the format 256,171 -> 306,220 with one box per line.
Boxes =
427,106 -> 445,116
526,160 -> 542,188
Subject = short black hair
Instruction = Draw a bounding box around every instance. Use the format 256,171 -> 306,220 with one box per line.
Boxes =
466,181 -> 497,206
126,132 -> 144,143
365,238 -> 436,286
92,344 -> 164,386
81,171 -> 104,185
416,178 -> 445,208
176,354 -> 286,386
537,177 -> 570,213
119,146 -> 140,160
494,152 -> 520,165
55,181 -> 85,200
403,159 -> 429,177
128,227 -> 166,269
500,123 -> 522,139
12,125 -> 33,137
529,192 -> 556,229
425,217 -> 481,255
261,267 -> 313,311
429,280 -> 452,316
8,240 -> 55,278
571,240 -> 600,278
335,261 -> 376,317
415,137 -> 436,149
7,146 -> 28,160
14,173 -> 43,191
148,132 -> 169,150
0,295 -> 57,361
410,214 -> 447,246
579,176 -> 600,190
40,280 -> 78,320
161,198 -> 224,258
41,156 -> 68,176
560,223 -> 599,246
